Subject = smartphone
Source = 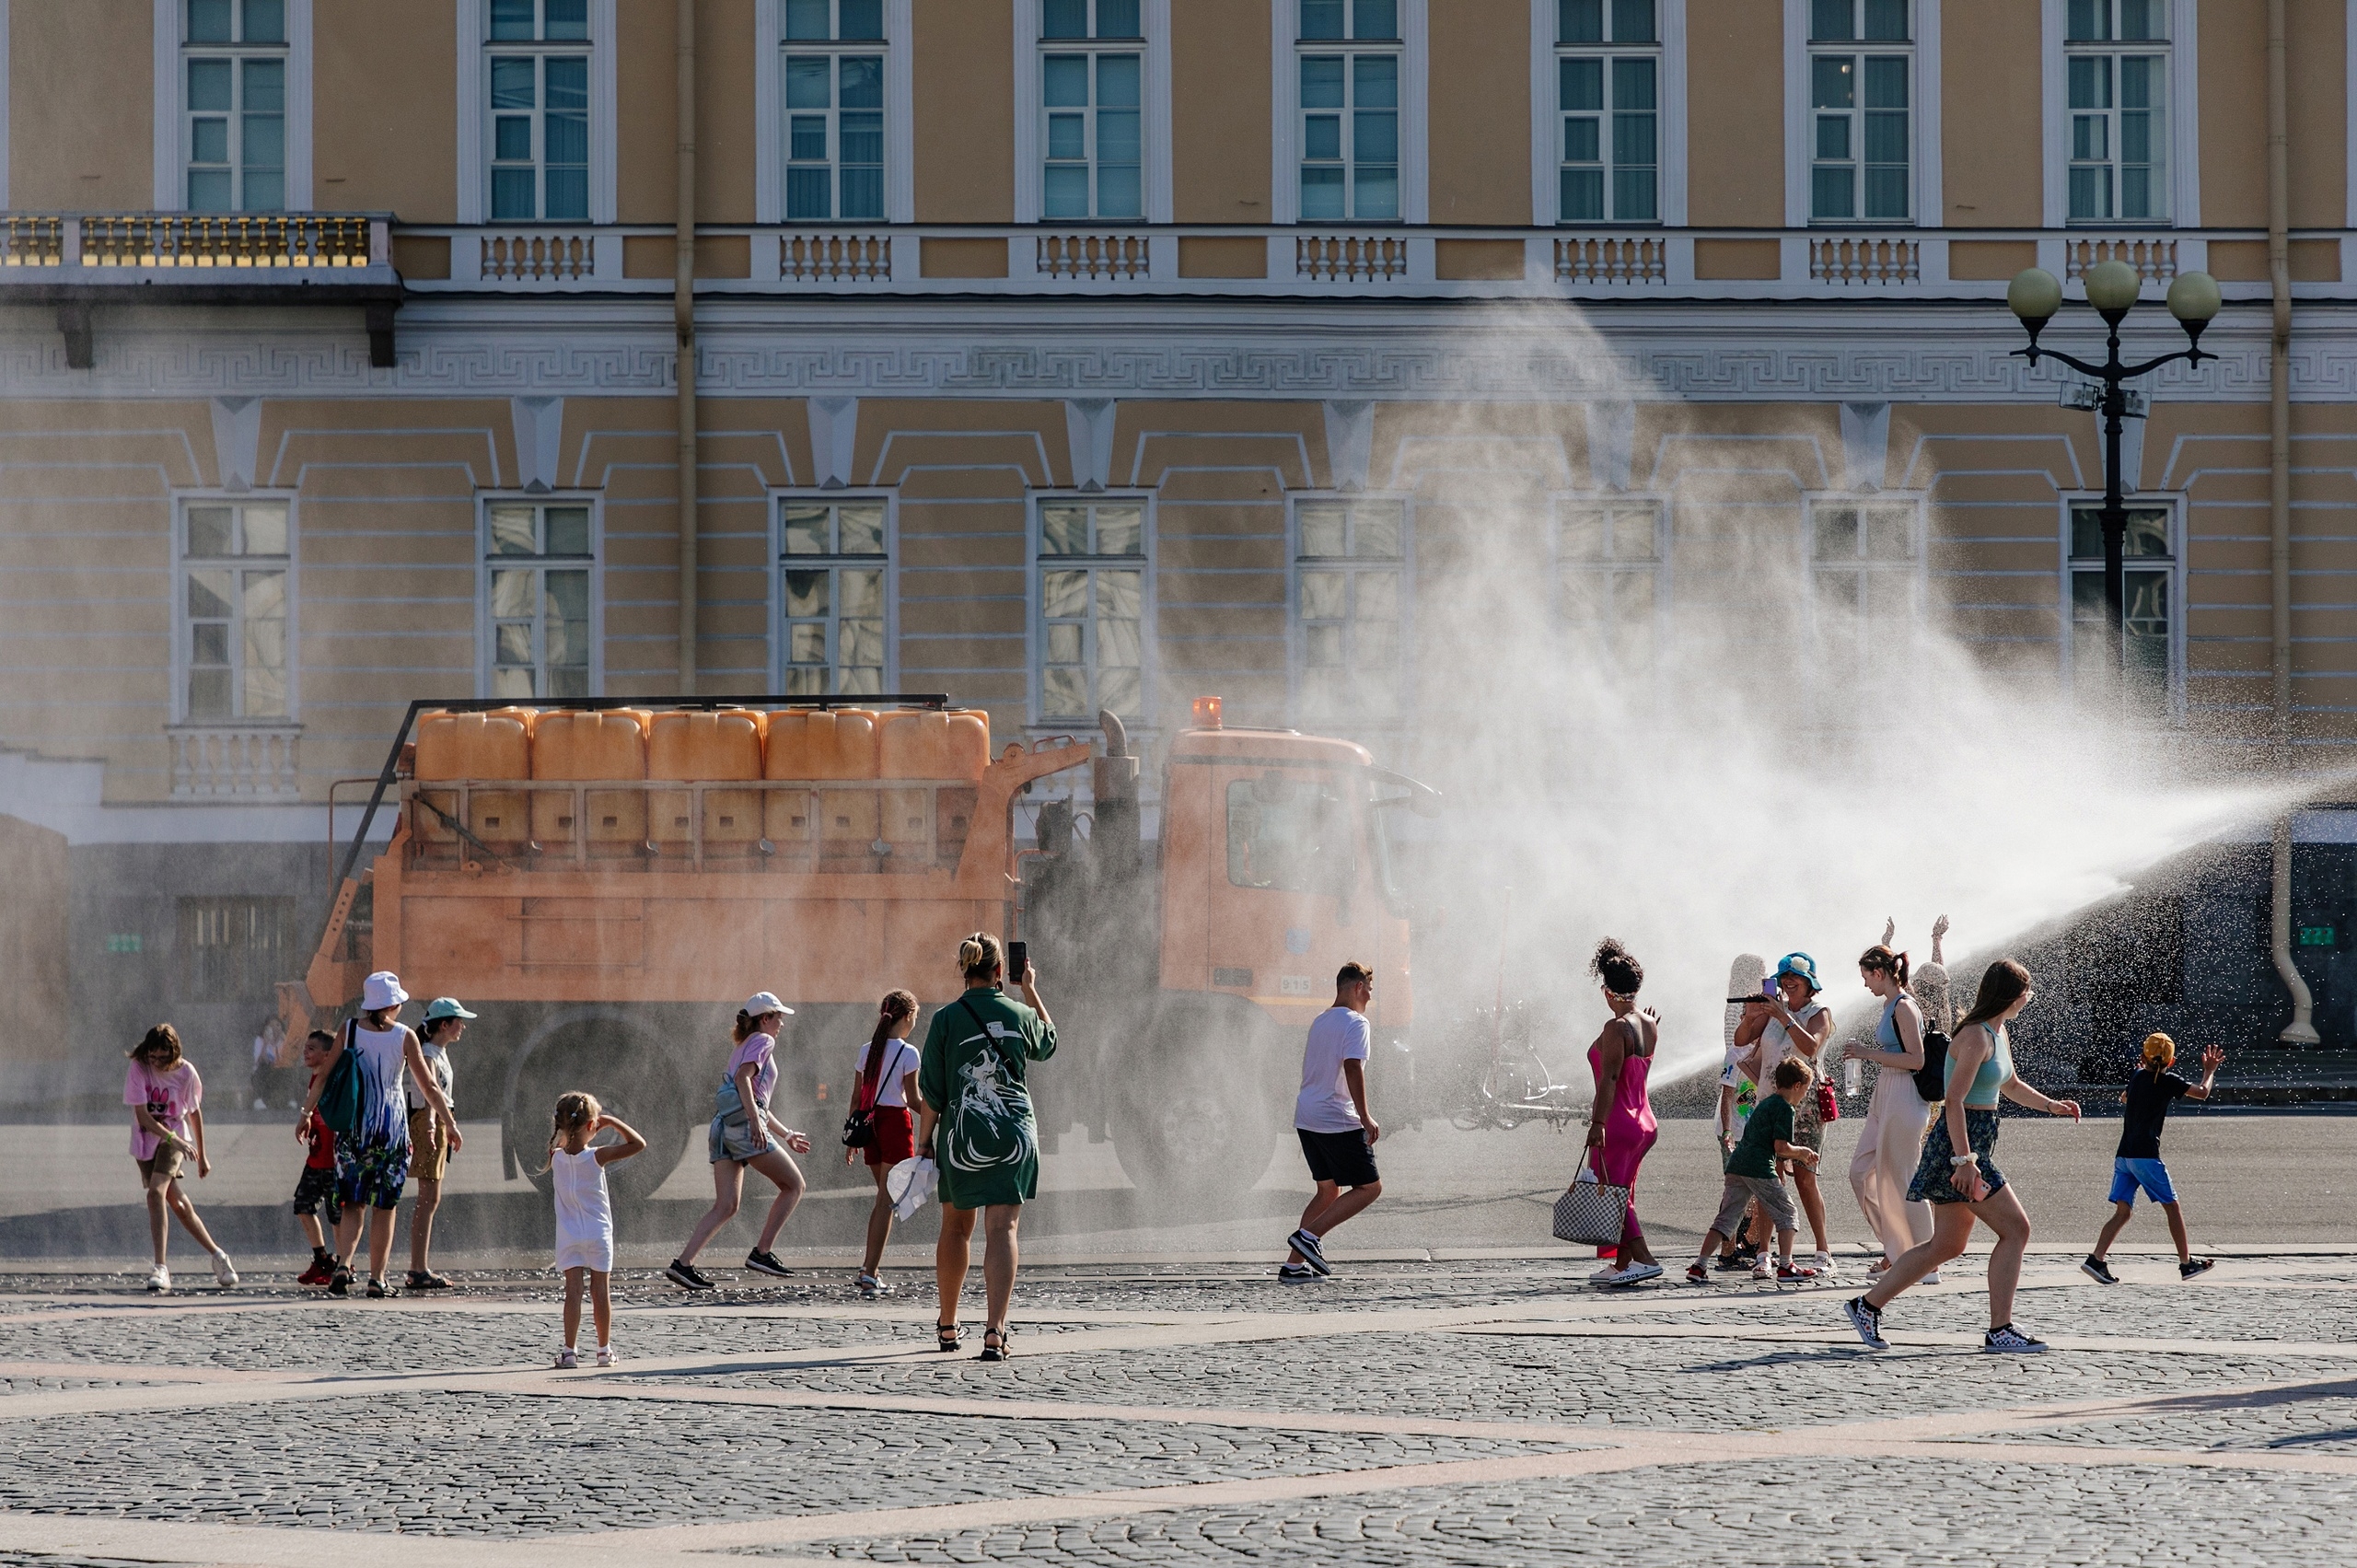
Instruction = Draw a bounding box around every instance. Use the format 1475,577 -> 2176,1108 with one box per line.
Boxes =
1007,940 -> 1029,983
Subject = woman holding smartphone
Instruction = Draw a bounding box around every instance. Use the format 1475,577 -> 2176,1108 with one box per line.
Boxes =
918,934 -> 1056,1361
1733,953 -> 1835,1272
1843,959 -> 2081,1354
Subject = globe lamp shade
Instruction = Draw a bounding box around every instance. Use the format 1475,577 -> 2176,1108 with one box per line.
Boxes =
2083,259 -> 2142,314
2166,269 -> 2222,326
2007,267 -> 2062,324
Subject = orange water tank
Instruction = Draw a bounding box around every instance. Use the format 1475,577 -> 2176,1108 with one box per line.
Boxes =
413,711 -> 531,854
648,710 -> 764,855
531,711 -> 649,852
766,710 -> 881,867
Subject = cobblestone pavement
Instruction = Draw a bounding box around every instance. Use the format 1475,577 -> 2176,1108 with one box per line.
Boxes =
0,1251 -> 2353,1567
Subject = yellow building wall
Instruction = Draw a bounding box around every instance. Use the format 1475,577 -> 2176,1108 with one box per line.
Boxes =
8,0 -> 154,210
1426,0 -> 1531,226
911,0 -> 1016,222
1171,0 -> 1271,223
1683,0 -> 1782,227
1941,0 -> 2043,227
617,0 -> 760,226
314,0 -> 458,219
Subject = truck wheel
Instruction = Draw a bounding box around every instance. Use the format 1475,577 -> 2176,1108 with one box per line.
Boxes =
1108,1002 -> 1287,1206
506,1012 -> 693,1208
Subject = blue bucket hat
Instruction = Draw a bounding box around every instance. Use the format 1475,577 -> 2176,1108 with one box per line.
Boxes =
1773,952 -> 1822,993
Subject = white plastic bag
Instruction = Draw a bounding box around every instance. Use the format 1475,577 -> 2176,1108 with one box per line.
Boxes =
887,1156 -> 937,1222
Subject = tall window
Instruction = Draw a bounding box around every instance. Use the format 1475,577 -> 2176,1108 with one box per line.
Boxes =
1809,0 -> 1910,223
180,500 -> 290,722
784,0 -> 885,221
1555,500 -> 1663,675
1298,0 -> 1399,222
184,0 -> 286,213
1555,0 -> 1658,224
2068,504 -> 2175,715
1037,499 -> 1146,723
2066,0 -> 2167,223
1295,497 -> 1404,720
488,0 -> 590,222
178,896 -> 296,1005
485,500 -> 594,700
1042,0 -> 1143,220
1811,499 -> 1920,675
780,498 -> 888,696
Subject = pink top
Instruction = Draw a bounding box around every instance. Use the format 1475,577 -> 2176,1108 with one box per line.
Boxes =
124,1060 -> 203,1161
726,1031 -> 779,1112
1588,1026 -> 1657,1144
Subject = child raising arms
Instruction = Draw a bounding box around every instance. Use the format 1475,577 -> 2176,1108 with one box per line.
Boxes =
546,1092 -> 645,1368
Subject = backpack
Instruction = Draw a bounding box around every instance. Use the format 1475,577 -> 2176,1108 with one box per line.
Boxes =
1913,1028 -> 1950,1104
317,1018 -> 366,1141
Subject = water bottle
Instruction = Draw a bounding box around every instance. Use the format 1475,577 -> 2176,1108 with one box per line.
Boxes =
1843,1057 -> 1861,1098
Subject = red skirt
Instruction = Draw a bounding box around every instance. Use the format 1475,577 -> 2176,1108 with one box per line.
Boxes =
865,1105 -> 915,1167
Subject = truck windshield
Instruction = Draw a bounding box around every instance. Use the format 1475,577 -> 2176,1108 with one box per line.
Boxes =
1225,778 -> 1355,897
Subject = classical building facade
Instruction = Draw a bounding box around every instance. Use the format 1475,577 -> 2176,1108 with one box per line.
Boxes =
2,0 -> 2354,1073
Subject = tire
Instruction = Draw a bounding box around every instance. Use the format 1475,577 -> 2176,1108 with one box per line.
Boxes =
1108,999 -> 1288,1206
505,1012 -> 693,1208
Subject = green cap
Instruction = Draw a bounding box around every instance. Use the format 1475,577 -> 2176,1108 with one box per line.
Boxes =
422,997 -> 478,1022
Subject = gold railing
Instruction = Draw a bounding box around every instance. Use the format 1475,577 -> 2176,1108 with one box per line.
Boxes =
78,215 -> 375,269
0,216 -> 65,266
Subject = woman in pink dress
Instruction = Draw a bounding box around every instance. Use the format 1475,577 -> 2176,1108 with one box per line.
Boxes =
1584,937 -> 1662,1287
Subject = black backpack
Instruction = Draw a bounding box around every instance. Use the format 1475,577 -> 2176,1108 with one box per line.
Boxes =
1913,1028 -> 1950,1103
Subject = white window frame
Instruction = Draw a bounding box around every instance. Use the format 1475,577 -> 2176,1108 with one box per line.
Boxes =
1287,494 -> 1412,728
1805,494 -> 1926,691
455,0 -> 615,226
772,492 -> 898,697
153,0 -> 312,213
1782,0 -> 1939,226
172,493 -> 299,726
1272,0 -> 1426,225
759,0 -> 910,226
1542,0 -> 1669,226
1803,0 -> 1916,225
2038,0 -> 2196,228
1028,494 -> 1154,728
476,494 -> 603,701
1015,0 -> 1169,224
1550,494 -> 1670,684
2061,495 -> 2184,722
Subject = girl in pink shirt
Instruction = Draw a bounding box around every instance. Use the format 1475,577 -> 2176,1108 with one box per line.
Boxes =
123,1024 -> 236,1294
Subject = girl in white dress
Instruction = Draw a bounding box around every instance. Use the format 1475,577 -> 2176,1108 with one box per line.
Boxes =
547,1092 -> 645,1369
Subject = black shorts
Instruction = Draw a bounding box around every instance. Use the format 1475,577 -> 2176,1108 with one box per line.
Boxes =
292,1164 -> 343,1224
1297,1127 -> 1378,1188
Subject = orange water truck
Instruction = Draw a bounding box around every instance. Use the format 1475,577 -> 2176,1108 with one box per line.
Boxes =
282,693 -> 1437,1203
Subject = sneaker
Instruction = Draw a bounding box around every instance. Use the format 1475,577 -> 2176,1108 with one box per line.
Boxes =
1750,1262 -> 1775,1282
1277,1263 -> 1319,1283
1983,1323 -> 2049,1353
595,1344 -> 619,1368
1601,1261 -> 1664,1288
1587,1263 -> 1623,1283
665,1259 -> 715,1292
210,1251 -> 238,1288
328,1266 -> 351,1297
555,1347 -> 578,1370
2180,1256 -> 2216,1280
1287,1229 -> 1330,1277
744,1249 -> 795,1279
365,1276 -> 390,1299
2081,1255 -> 2119,1285
1777,1262 -> 1820,1284
1843,1295 -> 1888,1350
1684,1261 -> 1711,1285
1811,1251 -> 1834,1274
145,1264 -> 170,1294
1921,1272 -> 1942,1286
407,1270 -> 453,1291
297,1258 -> 331,1288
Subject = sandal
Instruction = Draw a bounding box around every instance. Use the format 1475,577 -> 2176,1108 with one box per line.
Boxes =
935,1322 -> 962,1353
978,1328 -> 1011,1363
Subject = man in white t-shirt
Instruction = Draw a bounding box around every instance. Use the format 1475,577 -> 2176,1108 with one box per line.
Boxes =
1281,961 -> 1382,1282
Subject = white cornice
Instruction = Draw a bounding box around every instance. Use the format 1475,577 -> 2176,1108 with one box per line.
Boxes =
0,300 -> 2351,403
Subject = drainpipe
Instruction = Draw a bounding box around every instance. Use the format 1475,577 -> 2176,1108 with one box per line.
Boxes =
674,0 -> 700,693
2265,0 -> 2318,1043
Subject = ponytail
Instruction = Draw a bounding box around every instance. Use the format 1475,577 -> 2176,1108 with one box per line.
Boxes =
870,990 -> 919,1056
731,1009 -> 755,1044
1859,945 -> 1910,989
541,1090 -> 600,1172
959,933 -> 1004,984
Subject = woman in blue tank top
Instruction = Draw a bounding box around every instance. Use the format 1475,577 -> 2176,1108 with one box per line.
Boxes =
1841,959 -> 2082,1355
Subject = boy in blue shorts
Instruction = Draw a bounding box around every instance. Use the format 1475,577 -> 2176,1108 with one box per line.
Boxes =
2082,1032 -> 2222,1283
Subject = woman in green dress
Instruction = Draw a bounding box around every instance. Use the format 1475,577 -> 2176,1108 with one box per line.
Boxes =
916,933 -> 1056,1361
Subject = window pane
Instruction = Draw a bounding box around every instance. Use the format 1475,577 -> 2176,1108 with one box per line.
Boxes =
192,621 -> 231,666
1097,665 -> 1142,718
1609,508 -> 1655,560
242,571 -> 285,640
1558,510 -> 1606,559
1813,54 -> 1855,110
1046,622 -> 1084,664
785,0 -> 830,40
189,57 -> 234,113
1097,52 -> 1141,108
1044,52 -> 1088,107
544,572 -> 590,668
1353,53 -> 1398,109
2067,0 -> 2106,41
1559,0 -> 1602,43
1812,0 -> 1852,40
1560,55 -> 1602,112
190,117 -> 230,168
2119,54 -> 2158,110
188,167 -> 233,211
241,504 -> 288,555
1815,508 -> 1861,559
1613,56 -> 1656,111
1301,0 -> 1345,40
1298,503 -> 1346,557
785,569 -> 830,618
1098,0 -> 1142,36
1040,505 -> 1088,555
1043,0 -> 1087,36
490,0 -> 535,40
1041,667 -> 1088,718
839,566 -> 884,619
544,0 -> 588,40
1863,163 -> 1908,219
1813,164 -> 1854,219
1354,108 -> 1398,164
188,0 -> 234,43
2119,0 -> 2164,39
1561,166 -> 1603,222
188,568 -> 237,620
1097,569 -> 1143,621
1352,503 -> 1403,557
840,53 -> 883,109
782,505 -> 831,556
784,54 -> 831,109
1863,106 -> 1907,161
1300,54 -> 1345,109
189,667 -> 233,718
1353,0 -> 1397,40
788,622 -> 830,667
1098,143 -> 1143,213
840,616 -> 884,677
544,166 -> 588,222
1353,163 -> 1399,220
545,55 -> 587,108
840,0 -> 884,38
1044,164 -> 1090,217
2069,55 -> 2110,110
1864,509 -> 1910,560
2069,164 -> 2111,220
491,569 -> 538,620
491,55 -> 536,109
542,506 -> 589,556
1612,0 -> 1655,43
1300,165 -> 1345,217
242,55 -> 284,112
1042,569 -> 1089,621
840,162 -> 884,220
1303,114 -> 1342,161
838,503 -> 887,555
1863,0 -> 1907,41
490,504 -> 538,555
1863,53 -> 1906,108
187,505 -> 235,557
1611,108 -> 1655,167
1096,505 -> 1144,556
1613,164 -> 1657,222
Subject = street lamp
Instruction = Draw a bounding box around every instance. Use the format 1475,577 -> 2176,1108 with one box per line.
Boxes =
2008,260 -> 2221,682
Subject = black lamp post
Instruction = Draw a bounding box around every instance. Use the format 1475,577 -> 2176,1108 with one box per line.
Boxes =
2007,260 -> 2222,682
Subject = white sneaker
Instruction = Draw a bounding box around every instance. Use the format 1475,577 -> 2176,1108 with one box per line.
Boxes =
595,1344 -> 618,1368
554,1347 -> 578,1369
145,1264 -> 170,1294
1601,1262 -> 1664,1288
1921,1271 -> 1942,1286
1811,1251 -> 1834,1274
1588,1263 -> 1622,1283
210,1251 -> 238,1288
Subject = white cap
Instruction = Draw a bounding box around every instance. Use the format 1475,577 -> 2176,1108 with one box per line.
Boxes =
742,992 -> 793,1019
361,971 -> 410,1012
